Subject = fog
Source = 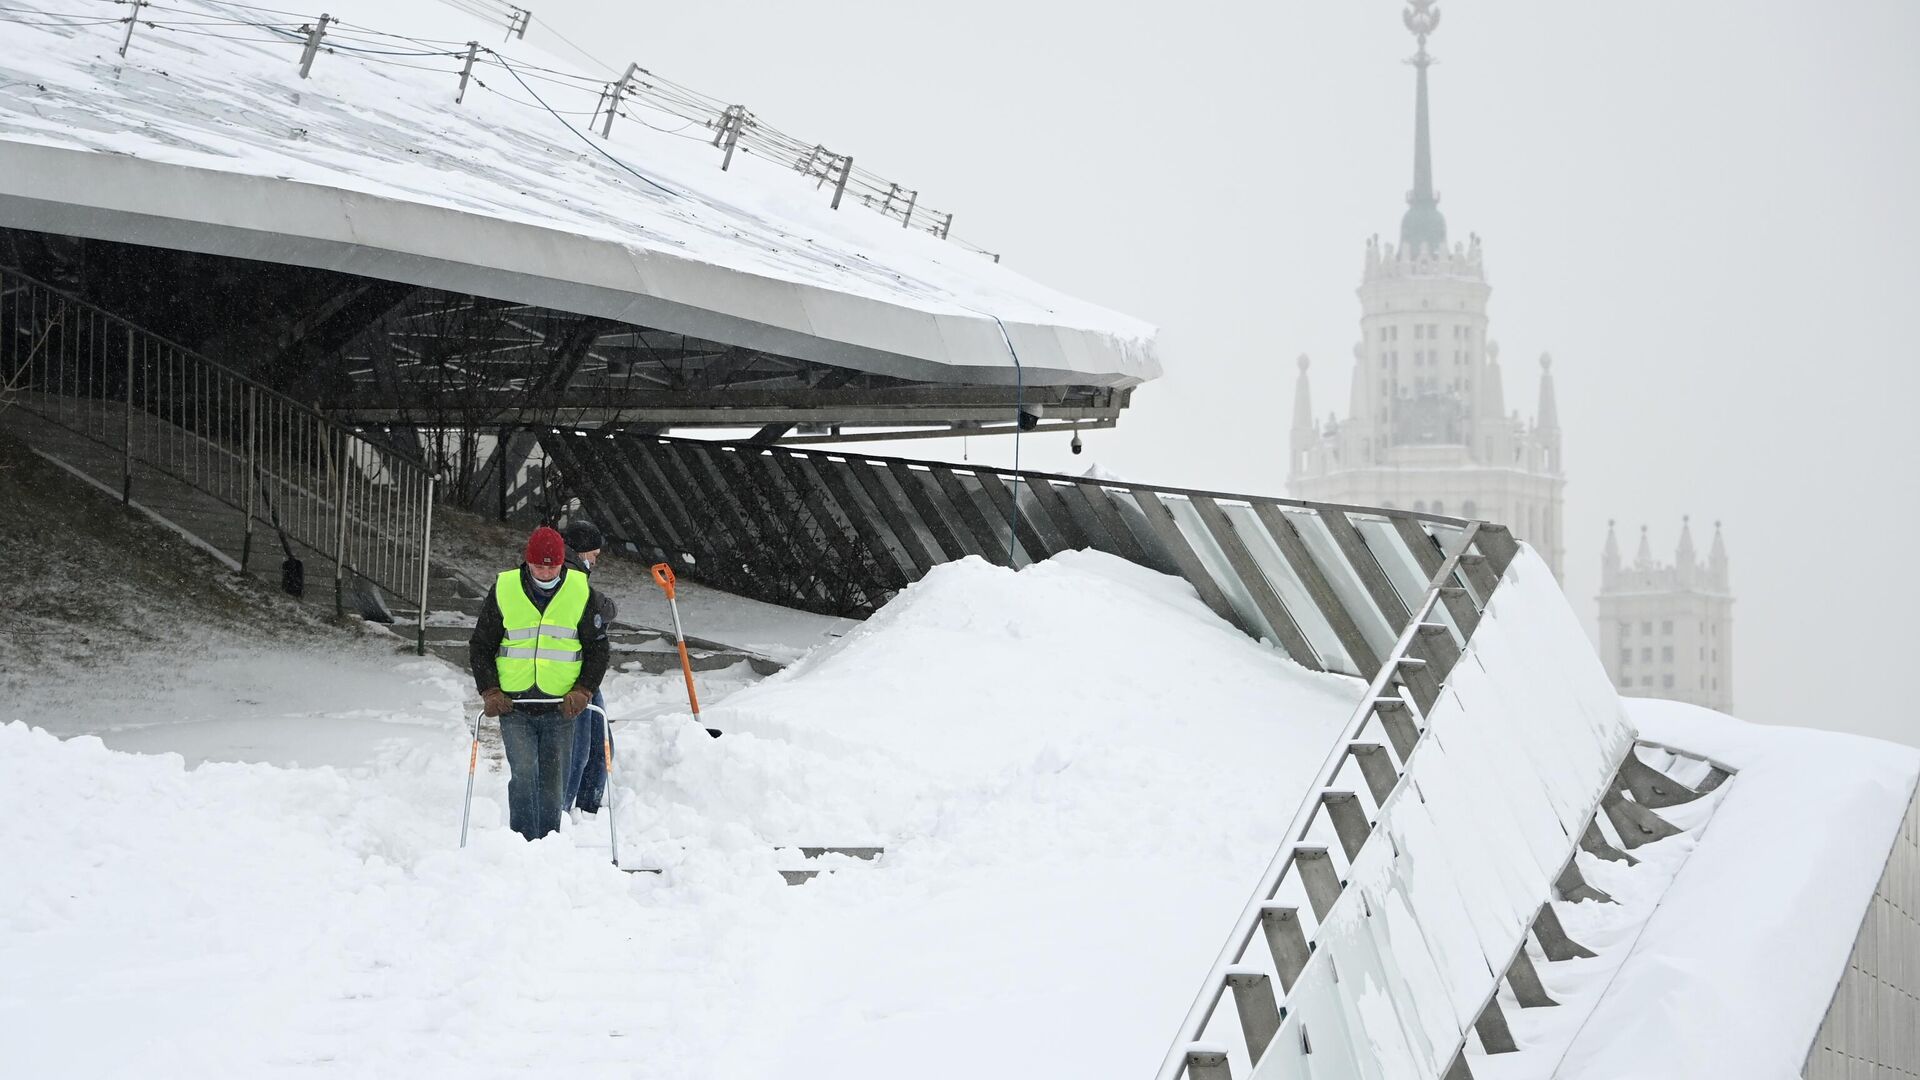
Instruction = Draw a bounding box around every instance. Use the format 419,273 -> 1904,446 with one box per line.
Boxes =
547,0 -> 1920,746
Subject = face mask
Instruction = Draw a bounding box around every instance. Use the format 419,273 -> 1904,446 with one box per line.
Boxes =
532,569 -> 562,591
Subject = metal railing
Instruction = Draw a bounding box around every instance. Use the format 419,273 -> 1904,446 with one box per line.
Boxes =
541,430 -> 1515,678
0,266 -> 438,651
4,0 -> 991,258
1154,523 -> 1511,1080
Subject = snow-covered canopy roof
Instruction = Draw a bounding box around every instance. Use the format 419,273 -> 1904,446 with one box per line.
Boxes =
0,0 -> 1160,390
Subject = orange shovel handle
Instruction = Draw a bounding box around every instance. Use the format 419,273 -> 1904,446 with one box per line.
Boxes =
650,562 -> 677,599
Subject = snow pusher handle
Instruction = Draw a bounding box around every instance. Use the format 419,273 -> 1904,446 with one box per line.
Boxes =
649,562 -> 704,731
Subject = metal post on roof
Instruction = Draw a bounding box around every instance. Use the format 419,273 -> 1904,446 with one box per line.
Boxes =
297,14 -> 331,79
718,105 -> 744,171
830,155 -> 852,210
938,212 -> 954,239
506,6 -> 530,40
116,0 -> 146,58
600,62 -> 637,139
879,183 -> 899,217
799,144 -> 825,181
901,189 -> 917,229
455,42 -> 478,103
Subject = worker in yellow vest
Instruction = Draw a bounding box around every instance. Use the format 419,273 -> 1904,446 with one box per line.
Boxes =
468,526 -> 611,841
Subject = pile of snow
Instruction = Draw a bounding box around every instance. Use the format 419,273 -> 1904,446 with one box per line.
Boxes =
1545,699 -> 1917,1079
1,550 -> 1360,1078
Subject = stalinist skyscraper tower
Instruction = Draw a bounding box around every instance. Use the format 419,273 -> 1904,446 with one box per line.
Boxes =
1289,1 -> 1566,579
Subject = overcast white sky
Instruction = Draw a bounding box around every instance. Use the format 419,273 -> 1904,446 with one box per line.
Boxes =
546,0 -> 1919,746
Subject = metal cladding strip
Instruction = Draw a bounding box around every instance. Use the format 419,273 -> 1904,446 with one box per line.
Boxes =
613,439 -> 703,558
1252,501 -> 1384,676
782,453 -> 893,602
846,459 -> 940,576
1317,507 -> 1414,636
724,448 -> 828,601
884,460 -> 979,563
1069,481 -> 1160,568
1126,489 -> 1248,634
927,465 -> 1012,566
638,440 -> 756,591
544,434 -> 645,554
576,434 -> 682,557
813,455 -> 916,588
1016,473 -> 1092,552
971,469 -> 1055,562
1188,495 -> 1322,671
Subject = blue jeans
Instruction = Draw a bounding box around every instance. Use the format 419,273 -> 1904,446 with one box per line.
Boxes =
499,708 -> 572,841
566,690 -> 610,813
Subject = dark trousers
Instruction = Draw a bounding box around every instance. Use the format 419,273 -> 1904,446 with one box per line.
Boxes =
499,708 -> 572,841
565,690 -> 611,813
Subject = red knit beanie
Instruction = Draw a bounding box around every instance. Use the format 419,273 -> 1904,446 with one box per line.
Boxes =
524,526 -> 566,568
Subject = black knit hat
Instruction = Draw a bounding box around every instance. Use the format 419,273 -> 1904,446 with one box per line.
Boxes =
563,520 -> 605,553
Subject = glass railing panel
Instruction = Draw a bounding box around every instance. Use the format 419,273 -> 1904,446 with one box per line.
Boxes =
1164,496 -> 1281,646
1284,508 -> 1399,661
1224,503 -> 1356,675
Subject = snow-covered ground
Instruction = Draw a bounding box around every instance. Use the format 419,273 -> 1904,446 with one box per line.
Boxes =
1,550 -> 1361,1079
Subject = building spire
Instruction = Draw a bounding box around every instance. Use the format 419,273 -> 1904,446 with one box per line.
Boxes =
1290,354 -> 1315,462
1400,0 -> 1448,253
1709,520 -> 1730,588
1602,519 -> 1621,589
1635,524 -> 1654,570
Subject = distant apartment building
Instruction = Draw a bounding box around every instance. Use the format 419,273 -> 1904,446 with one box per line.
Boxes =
1596,519 -> 1734,711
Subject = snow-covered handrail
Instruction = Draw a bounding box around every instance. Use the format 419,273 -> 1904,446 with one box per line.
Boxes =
1152,523 -> 1509,1080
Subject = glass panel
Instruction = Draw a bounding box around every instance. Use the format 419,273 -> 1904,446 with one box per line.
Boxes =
1357,516 -> 1464,647
1225,503 -> 1356,675
1164,496 -> 1279,646
1286,509 -> 1399,662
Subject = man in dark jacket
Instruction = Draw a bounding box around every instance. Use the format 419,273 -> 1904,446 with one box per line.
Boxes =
561,519 -> 613,816
469,525 -> 611,841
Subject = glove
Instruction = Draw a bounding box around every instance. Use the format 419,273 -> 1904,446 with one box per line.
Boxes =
562,687 -> 593,719
481,688 -> 513,717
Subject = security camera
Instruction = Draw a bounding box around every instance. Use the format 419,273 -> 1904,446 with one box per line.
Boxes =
1017,403 -> 1045,432
1070,432 -> 1084,455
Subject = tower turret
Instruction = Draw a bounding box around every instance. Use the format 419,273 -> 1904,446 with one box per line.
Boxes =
1602,519 -> 1621,589
1290,354 -> 1315,467
1676,515 -> 1697,586
1635,524 -> 1654,570
1710,520 -> 1730,588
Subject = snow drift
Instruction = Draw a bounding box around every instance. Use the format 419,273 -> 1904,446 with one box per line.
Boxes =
0,550 -> 1360,1079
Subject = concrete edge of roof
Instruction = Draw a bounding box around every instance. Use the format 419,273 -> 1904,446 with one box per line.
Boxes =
0,139 -> 1162,390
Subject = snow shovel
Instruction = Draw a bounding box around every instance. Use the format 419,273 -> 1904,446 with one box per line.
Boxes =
650,563 -> 722,739
586,701 -> 623,868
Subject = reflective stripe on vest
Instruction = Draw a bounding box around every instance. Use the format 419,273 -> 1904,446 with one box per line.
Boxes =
493,568 -> 591,696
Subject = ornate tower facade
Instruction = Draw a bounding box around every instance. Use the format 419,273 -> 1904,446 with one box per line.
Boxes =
1596,519 -> 1734,711
1289,1 -> 1566,578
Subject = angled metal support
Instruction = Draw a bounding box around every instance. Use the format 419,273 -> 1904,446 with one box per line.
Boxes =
1555,860 -> 1616,905
1183,1049 -> 1232,1080
1443,1050 -> 1475,1080
1255,502 -> 1384,674
1580,820 -> 1638,865
1505,950 -> 1558,1008
1532,903 -> 1596,961
1193,495 -> 1322,670
1473,997 -> 1519,1054
1293,847 -> 1342,921
1259,905 -> 1312,992
1346,743 -> 1400,805
1224,970 -> 1284,1064
1320,791 -> 1370,861
1601,789 -> 1684,849
1372,696 -> 1421,763
1617,753 -> 1705,809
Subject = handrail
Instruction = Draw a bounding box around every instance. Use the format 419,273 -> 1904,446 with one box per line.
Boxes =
1,264 -> 439,651
1150,523 -> 1486,1080
648,433 -> 1478,529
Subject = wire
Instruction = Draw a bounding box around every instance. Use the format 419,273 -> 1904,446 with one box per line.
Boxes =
527,13 -> 615,77
989,314 -> 1026,566
486,51 -> 680,198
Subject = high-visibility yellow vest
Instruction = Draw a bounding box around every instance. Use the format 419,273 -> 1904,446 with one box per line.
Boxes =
494,568 -> 590,696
